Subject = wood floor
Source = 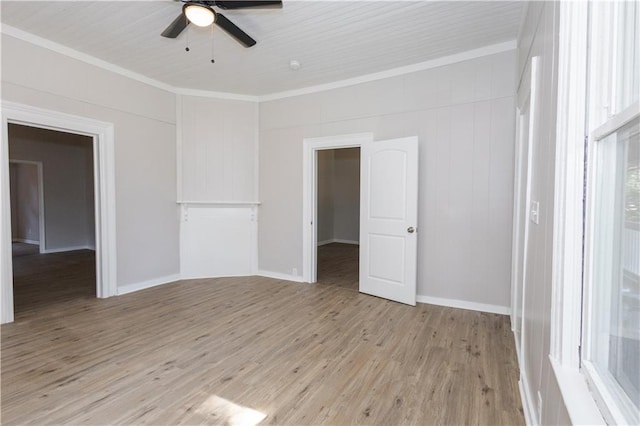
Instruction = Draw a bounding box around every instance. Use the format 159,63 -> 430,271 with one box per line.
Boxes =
317,243 -> 359,291
10,243 -> 96,320
2,246 -> 524,425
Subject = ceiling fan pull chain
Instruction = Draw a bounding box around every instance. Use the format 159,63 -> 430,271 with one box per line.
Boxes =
185,25 -> 190,52
210,25 -> 215,63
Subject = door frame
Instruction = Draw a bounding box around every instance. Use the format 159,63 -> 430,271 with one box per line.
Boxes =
302,132 -> 373,283
1,101 -> 117,323
8,159 -> 45,253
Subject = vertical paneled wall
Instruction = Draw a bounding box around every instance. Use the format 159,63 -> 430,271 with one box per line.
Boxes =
515,2 -> 573,425
177,95 -> 259,278
258,50 -> 516,311
178,95 -> 258,202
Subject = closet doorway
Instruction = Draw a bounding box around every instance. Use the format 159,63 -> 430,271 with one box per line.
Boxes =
316,147 -> 361,290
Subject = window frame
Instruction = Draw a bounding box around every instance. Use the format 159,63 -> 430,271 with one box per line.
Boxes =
582,105 -> 640,425
552,1 -> 639,424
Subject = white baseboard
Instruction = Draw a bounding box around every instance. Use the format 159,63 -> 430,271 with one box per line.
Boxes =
416,295 -> 510,315
519,370 -> 537,426
12,238 -> 39,245
256,270 -> 305,283
317,238 -> 359,246
180,272 -> 253,280
117,274 -> 181,296
42,245 -> 94,254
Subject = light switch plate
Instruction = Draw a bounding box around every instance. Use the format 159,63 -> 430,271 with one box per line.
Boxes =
530,201 -> 540,225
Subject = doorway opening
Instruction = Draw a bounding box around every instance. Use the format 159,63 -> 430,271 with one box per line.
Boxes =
9,124 -> 96,317
302,133 -> 372,284
1,101 -> 117,324
316,147 -> 361,290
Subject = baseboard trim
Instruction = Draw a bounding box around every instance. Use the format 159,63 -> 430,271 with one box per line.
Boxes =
12,238 -> 39,245
519,370 -> 537,426
317,238 -> 359,246
42,245 -> 94,254
117,274 -> 181,296
416,295 -> 510,315
180,272 -> 253,280
256,270 -> 305,283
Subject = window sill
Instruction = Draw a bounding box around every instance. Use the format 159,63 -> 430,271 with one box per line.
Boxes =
550,356 -> 606,425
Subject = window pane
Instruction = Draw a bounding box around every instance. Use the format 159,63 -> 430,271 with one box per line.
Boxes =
590,116 -> 640,422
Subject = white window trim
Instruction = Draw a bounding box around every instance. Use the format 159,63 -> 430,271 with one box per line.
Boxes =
582,102 -> 640,425
550,1 -> 606,424
553,0 -> 639,423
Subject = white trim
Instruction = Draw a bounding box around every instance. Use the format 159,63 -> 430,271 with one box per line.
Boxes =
174,87 -> 259,103
549,356 -> 606,425
176,94 -> 183,201
256,270 -> 304,283
117,274 -> 181,296
416,295 -> 510,315
582,360 -> 636,425
41,245 -> 94,254
259,40 -> 517,101
1,24 -> 515,103
318,238 -> 359,246
7,159 -> 45,253
550,0 -> 589,368
590,101 -> 640,142
177,200 -> 261,206
1,101 -> 117,324
519,370 -> 538,426
302,133 -> 372,283
1,25 -> 175,96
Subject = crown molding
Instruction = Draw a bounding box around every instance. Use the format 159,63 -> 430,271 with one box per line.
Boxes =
0,24 -> 258,102
257,40 -> 517,102
1,24 -> 516,104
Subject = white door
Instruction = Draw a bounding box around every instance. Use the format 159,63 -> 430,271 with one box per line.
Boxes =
359,136 -> 418,306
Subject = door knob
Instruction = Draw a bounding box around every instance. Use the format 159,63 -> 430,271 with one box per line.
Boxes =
407,226 -> 415,233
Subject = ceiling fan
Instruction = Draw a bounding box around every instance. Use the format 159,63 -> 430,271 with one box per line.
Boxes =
161,1 -> 282,48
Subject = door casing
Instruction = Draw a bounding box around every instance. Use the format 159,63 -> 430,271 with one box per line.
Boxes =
1,101 -> 117,324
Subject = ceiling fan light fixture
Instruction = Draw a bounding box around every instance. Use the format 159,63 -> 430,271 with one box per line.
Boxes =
183,3 -> 216,27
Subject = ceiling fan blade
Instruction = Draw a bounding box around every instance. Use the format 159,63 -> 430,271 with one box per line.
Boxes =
214,1 -> 282,10
215,13 -> 256,47
161,13 -> 189,38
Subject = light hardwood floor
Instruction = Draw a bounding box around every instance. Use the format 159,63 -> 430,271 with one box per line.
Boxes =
317,243 -> 359,291
2,247 -> 524,425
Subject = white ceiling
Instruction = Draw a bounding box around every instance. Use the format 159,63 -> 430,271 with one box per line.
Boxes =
0,1 -> 525,96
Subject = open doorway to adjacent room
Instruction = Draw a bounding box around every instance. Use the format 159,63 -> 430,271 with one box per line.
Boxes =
316,147 -> 361,290
8,123 -> 96,318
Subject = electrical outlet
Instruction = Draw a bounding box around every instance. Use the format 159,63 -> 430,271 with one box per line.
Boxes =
537,391 -> 543,422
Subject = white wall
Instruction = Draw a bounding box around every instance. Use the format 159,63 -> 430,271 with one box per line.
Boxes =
333,148 -> 360,243
516,2 -> 572,425
178,95 -> 258,202
9,162 -> 39,243
9,125 -> 93,251
317,150 -> 335,243
177,95 -> 259,279
259,50 -> 516,310
1,34 -> 180,288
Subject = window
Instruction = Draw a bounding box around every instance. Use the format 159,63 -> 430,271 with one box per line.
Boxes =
582,2 -> 640,424
585,117 -> 639,424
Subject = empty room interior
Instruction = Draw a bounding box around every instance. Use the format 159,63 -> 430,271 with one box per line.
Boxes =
0,1 -> 638,425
